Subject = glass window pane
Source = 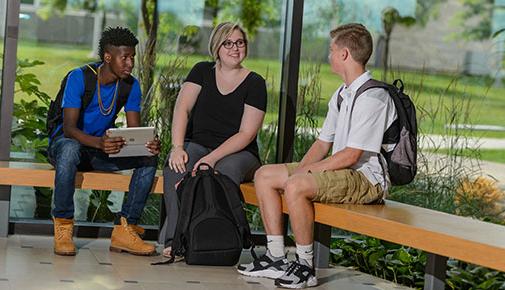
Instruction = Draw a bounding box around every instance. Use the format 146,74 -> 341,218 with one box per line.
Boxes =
299,0 -> 505,211
11,2 -> 143,225
10,0 -> 286,234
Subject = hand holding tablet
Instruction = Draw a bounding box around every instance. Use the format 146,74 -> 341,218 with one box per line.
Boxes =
106,127 -> 157,157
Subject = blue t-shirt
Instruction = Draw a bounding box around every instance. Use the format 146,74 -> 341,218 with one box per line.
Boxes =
52,67 -> 142,139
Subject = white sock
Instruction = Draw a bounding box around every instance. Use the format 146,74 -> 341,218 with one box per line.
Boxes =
296,243 -> 314,267
267,235 -> 285,258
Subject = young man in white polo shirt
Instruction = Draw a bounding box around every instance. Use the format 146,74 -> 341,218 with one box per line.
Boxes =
237,23 -> 397,288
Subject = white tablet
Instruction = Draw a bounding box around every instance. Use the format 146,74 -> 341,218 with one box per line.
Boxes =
107,127 -> 155,158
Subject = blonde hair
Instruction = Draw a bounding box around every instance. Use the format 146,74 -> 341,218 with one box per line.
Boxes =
208,22 -> 248,62
330,23 -> 373,65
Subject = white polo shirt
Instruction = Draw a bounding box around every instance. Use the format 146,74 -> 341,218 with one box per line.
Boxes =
319,71 -> 397,191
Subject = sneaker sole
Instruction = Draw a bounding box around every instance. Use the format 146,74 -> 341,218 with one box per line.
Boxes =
237,268 -> 285,279
109,246 -> 156,256
275,276 -> 318,289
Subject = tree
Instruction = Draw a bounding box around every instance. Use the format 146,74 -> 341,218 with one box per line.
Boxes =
379,0 -> 446,76
138,0 -> 159,111
379,8 -> 416,77
203,0 -> 279,38
451,0 -> 494,41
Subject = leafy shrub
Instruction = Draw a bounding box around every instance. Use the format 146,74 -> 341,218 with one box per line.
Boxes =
331,236 -> 426,288
455,177 -> 505,222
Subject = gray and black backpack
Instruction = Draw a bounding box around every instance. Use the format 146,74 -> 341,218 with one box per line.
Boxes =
337,79 -> 417,185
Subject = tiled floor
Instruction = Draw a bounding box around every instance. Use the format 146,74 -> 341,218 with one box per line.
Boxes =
0,235 -> 412,290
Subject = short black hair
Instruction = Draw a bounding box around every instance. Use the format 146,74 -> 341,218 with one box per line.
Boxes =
98,26 -> 139,61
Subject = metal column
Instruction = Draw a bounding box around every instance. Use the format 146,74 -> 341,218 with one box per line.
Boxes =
275,0 -> 310,261
276,0 -> 304,164
0,0 -> 20,237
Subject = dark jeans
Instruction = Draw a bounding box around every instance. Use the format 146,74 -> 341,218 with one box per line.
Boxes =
159,141 -> 261,247
48,136 -> 158,224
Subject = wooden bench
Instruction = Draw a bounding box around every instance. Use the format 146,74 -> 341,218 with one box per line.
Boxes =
2,161 -> 505,290
0,161 -> 164,193
240,184 -> 505,290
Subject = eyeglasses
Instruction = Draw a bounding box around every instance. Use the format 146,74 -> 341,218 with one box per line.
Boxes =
222,39 -> 247,49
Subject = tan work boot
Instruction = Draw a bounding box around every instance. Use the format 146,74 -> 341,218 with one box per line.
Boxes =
130,224 -> 145,237
110,217 -> 155,256
53,217 -> 76,256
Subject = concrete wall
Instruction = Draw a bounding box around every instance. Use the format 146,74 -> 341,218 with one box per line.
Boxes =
18,5 -> 126,47
388,0 -> 497,75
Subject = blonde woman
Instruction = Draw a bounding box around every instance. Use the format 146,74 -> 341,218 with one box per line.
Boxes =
160,22 -> 267,258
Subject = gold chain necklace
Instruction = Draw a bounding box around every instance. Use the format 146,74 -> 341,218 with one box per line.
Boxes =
97,65 -> 119,116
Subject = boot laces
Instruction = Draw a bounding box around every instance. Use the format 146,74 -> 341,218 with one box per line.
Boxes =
124,224 -> 142,242
56,225 -> 72,240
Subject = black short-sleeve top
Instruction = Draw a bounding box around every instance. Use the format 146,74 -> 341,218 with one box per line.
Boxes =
184,61 -> 267,159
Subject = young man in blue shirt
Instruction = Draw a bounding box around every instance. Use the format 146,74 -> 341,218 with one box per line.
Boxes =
48,27 -> 160,256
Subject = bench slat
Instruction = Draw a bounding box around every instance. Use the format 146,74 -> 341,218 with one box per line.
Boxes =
241,183 -> 505,272
0,161 -> 163,193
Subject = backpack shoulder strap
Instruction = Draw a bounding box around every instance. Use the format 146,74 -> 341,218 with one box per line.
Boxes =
341,79 -> 393,114
337,79 -> 389,112
115,76 -> 134,113
80,62 -> 100,110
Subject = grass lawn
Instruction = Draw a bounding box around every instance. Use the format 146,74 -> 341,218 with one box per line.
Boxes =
16,41 -> 505,141
425,148 -> 505,164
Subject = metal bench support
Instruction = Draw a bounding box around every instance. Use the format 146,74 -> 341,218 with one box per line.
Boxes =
314,222 -> 331,268
424,253 -> 448,290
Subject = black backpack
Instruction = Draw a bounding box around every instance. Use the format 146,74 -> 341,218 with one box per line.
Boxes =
46,62 -> 134,139
169,164 -> 251,266
338,79 -> 417,185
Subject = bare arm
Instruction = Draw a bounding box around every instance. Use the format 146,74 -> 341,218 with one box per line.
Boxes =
171,82 -> 201,146
125,111 -> 140,127
295,146 -> 363,174
193,104 -> 265,169
168,82 -> 201,173
298,139 -> 332,167
62,108 -> 124,154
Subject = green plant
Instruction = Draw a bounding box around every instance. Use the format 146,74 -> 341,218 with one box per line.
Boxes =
447,260 -> 505,290
139,195 -> 161,225
87,190 -> 115,222
332,234 -> 505,289
331,236 -> 426,288
12,58 -> 51,161
293,63 -> 322,161
140,56 -> 187,165
12,58 -> 54,219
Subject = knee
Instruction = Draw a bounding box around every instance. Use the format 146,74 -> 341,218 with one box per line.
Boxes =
284,177 -> 309,204
56,139 -> 81,164
254,165 -> 275,183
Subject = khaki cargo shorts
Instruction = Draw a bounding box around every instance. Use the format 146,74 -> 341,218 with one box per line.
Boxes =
285,163 -> 384,204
